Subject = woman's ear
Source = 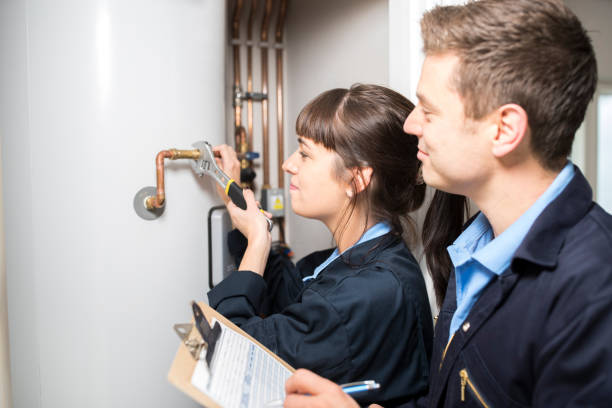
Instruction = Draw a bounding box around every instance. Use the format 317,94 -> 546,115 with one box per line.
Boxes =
352,167 -> 373,194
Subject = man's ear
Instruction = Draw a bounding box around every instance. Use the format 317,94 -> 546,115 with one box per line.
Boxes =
490,103 -> 528,158
351,166 -> 373,194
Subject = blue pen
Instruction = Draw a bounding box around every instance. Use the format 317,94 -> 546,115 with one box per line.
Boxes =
265,380 -> 381,407
341,380 -> 381,395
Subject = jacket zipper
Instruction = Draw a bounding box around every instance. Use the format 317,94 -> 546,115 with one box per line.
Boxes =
439,333 -> 455,370
459,369 -> 489,407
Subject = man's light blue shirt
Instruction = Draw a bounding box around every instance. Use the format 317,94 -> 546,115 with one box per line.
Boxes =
447,162 -> 575,341
302,222 -> 392,282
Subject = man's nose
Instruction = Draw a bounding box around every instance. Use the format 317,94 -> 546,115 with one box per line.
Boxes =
403,110 -> 422,138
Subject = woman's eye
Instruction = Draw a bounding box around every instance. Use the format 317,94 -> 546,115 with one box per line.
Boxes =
299,151 -> 309,159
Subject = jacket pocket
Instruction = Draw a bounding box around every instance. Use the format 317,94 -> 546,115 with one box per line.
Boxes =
459,368 -> 490,407
460,345 -> 529,408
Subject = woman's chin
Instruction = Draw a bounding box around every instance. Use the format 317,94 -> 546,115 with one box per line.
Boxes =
291,205 -> 316,220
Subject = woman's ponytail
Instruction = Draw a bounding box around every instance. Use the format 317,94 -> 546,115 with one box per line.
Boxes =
422,190 -> 469,307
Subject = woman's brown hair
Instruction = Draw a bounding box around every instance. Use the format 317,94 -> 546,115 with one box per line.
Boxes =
296,84 -> 426,245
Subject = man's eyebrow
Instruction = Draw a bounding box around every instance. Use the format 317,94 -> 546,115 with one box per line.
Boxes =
416,92 -> 440,114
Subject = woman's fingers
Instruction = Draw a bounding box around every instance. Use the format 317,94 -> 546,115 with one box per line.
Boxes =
226,189 -> 270,241
242,188 -> 257,207
212,144 -> 240,181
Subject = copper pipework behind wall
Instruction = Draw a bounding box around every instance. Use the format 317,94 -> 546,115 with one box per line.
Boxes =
275,0 -> 287,189
145,149 -> 201,209
260,0 -> 273,187
246,0 -> 257,151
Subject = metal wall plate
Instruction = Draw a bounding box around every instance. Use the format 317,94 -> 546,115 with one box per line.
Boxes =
133,186 -> 165,220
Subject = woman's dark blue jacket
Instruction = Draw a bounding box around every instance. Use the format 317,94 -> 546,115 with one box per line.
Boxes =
207,231 -> 433,404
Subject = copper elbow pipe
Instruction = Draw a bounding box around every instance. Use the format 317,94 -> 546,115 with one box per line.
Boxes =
145,149 -> 201,209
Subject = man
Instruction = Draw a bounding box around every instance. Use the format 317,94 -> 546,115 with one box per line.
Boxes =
282,0 -> 612,406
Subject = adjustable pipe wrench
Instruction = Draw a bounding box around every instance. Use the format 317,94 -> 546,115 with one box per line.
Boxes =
191,141 -> 273,231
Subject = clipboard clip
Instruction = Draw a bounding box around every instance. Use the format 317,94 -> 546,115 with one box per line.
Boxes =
173,301 -> 222,368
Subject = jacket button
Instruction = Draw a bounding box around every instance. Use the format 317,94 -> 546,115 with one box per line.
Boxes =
462,322 -> 470,332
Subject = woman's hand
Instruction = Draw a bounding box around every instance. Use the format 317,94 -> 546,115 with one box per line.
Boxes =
227,189 -> 270,243
230,189 -> 272,276
212,144 -> 241,205
284,369 -> 360,408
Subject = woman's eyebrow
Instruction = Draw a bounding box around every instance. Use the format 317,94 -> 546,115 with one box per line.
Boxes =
297,137 -> 312,150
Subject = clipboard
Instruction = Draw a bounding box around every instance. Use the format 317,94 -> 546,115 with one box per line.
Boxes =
167,301 -> 295,407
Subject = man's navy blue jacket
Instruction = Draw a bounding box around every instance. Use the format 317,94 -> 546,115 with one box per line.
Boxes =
402,167 -> 612,407
208,232 -> 433,404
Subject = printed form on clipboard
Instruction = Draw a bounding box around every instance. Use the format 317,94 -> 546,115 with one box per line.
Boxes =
168,302 -> 295,408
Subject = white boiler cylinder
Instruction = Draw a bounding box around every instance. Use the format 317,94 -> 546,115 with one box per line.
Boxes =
0,0 -> 226,406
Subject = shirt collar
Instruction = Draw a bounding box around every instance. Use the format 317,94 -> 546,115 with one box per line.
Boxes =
449,161 -> 576,275
303,221 -> 392,281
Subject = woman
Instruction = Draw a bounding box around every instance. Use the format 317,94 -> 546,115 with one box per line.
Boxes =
208,84 -> 433,404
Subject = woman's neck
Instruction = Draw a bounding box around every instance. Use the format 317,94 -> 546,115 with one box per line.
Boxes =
329,207 -> 376,253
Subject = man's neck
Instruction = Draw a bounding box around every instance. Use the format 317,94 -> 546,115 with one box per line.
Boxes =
471,161 -> 563,237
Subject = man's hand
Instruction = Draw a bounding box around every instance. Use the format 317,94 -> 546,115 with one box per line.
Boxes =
284,369 -> 360,408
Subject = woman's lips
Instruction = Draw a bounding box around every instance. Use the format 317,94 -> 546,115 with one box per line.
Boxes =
289,183 -> 298,191
417,149 -> 429,160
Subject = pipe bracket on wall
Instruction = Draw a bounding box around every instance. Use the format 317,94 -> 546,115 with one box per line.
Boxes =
245,92 -> 267,101
133,186 -> 165,220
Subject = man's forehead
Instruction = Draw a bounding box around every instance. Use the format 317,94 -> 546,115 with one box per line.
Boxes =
418,55 -> 461,98
420,54 -> 458,85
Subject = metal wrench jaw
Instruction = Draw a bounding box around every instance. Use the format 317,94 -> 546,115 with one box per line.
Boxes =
191,141 -> 273,232
191,141 -> 233,189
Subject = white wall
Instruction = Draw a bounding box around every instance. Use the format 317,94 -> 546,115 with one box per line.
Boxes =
284,0 -> 389,259
565,0 -> 612,189
0,1 -> 225,407
566,0 -> 612,83
0,143 -> 12,408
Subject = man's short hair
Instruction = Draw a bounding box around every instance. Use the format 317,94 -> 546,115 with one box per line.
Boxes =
421,0 -> 597,170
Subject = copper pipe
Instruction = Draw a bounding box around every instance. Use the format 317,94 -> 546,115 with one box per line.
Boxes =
232,0 -> 244,136
275,0 -> 287,189
246,0 -> 257,151
145,149 -> 201,209
232,0 -> 250,177
275,0 -> 287,44
261,0 -> 273,187
236,126 -> 249,172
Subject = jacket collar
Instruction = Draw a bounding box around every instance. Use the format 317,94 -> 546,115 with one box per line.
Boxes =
304,232 -> 400,283
512,165 -> 593,270
325,232 -> 400,272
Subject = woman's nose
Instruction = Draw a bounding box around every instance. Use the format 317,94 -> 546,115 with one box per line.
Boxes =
282,152 -> 298,174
